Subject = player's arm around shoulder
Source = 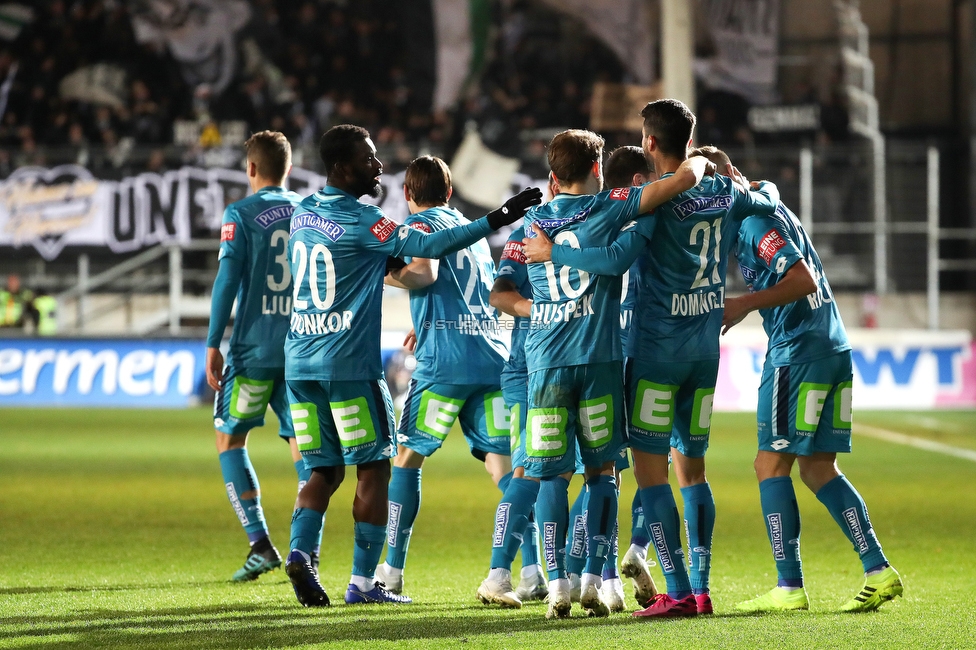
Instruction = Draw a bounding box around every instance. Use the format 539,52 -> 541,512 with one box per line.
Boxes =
723,217 -> 816,333
386,218 -> 439,289
637,155 -> 715,214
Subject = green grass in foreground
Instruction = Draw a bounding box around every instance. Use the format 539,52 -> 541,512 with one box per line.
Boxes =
0,408 -> 974,649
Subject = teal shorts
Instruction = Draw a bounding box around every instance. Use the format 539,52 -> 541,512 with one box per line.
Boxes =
214,365 -> 294,438
626,357 -> 719,458
757,351 -> 853,456
286,378 -> 397,467
502,371 -> 529,469
522,361 -> 625,479
397,379 -> 510,459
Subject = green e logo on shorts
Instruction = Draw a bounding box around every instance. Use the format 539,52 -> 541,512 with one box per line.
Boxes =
834,380 -> 853,428
579,395 -> 614,448
631,380 -> 677,432
485,391 -> 510,438
417,391 -> 463,440
526,407 -> 568,458
691,388 -> 715,436
331,397 -> 377,448
797,382 -> 832,432
291,402 -> 320,452
230,377 -> 273,419
509,403 -> 521,453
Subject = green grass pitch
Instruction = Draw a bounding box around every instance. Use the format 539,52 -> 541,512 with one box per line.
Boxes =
1,408 -> 974,649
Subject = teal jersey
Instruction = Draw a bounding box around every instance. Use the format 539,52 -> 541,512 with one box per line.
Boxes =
404,206 -> 507,384
217,186 -> 303,368
734,203 -> 850,366
524,186 -> 647,372
619,262 -> 639,350
285,186 -> 494,381
628,175 -> 779,362
496,226 -> 532,375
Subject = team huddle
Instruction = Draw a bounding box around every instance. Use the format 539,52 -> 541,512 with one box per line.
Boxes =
206,99 -> 904,619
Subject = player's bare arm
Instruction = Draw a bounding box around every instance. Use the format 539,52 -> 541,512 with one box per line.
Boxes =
722,260 -> 818,334
490,277 -> 532,318
205,347 -> 224,391
522,223 -> 553,263
385,257 -> 439,290
637,155 -> 715,214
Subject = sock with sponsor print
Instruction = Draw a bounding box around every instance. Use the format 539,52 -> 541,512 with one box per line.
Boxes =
565,483 -> 588,577
816,475 -> 888,572
294,459 -> 322,558
759,477 -> 803,587
351,522 -> 387,586
639,484 -> 692,599
630,489 -> 650,548
490,477 -> 541,569
290,507 -> 324,557
384,466 -> 422,571
584,475 -> 618,576
537,476 -> 570,581
681,482 -> 716,594
219,448 -> 268,543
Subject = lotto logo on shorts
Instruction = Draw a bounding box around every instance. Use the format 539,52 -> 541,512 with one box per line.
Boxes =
501,241 -> 526,264
220,223 -> 236,242
767,513 -> 786,560
609,187 -> 631,201
330,397 -> 377,448
758,229 -> 787,264
370,217 -> 398,242
410,221 -> 432,233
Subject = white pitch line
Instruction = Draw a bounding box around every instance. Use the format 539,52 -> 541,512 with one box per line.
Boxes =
855,423 -> 976,463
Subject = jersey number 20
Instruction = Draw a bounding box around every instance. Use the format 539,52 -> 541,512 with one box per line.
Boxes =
292,240 -> 336,310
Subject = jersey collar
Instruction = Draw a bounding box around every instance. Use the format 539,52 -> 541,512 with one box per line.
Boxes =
256,185 -> 287,194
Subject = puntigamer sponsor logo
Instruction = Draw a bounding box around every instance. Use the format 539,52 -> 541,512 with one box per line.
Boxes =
255,205 -> 295,229
767,513 -> 786,560
290,212 -> 346,241
673,194 -> 732,219
843,507 -> 870,553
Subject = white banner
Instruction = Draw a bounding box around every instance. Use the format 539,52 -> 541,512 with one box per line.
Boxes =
716,328 -> 976,411
695,0 -> 780,104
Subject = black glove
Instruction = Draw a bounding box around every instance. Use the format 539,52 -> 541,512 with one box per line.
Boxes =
385,255 -> 407,274
486,187 -> 543,230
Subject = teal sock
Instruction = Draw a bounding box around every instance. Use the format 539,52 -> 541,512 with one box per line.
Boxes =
290,507 -> 324,556
565,483 -> 588,576
490,477 -> 540,569
385,466 -> 421,570
680,482 -> 715,594
538,476 -> 570,581
759,476 -> 803,586
584,475 -> 617,575
631,489 -> 649,547
498,471 -> 513,493
521,509 -> 542,568
603,487 -> 620,580
639,484 -> 692,599
352,522 -> 387,579
816,475 -> 887,572
294,460 -> 322,556
218,448 -> 267,543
